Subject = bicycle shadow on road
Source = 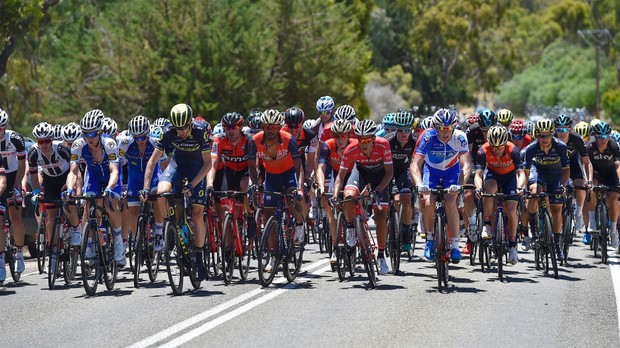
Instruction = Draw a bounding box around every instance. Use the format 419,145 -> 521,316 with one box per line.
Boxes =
185,289 -> 226,297
73,288 -> 134,299
426,285 -> 487,294
0,281 -> 36,289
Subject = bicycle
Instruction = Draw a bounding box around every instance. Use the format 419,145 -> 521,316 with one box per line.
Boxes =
46,197 -> 79,289
161,188 -> 202,295
203,193 -> 222,279
216,190 -> 252,285
561,185 -> 587,264
75,194 -> 119,296
480,193 -> 519,281
318,191 -> 334,270
591,185 -> 612,264
386,185 -> 401,275
132,193 -> 161,288
429,184 -> 451,290
333,190 -> 380,288
257,188 -> 305,287
527,191 -> 559,279
2,194 -> 21,285
30,196 -> 48,275
462,185 -> 484,268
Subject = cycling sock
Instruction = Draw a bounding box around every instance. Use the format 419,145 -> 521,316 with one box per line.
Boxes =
154,222 -> 163,234
554,233 -> 561,245
575,204 -> 583,220
508,241 -> 517,248
451,238 -> 459,249
378,250 -> 384,259
402,224 -> 411,243
195,250 -> 203,264
529,213 -> 537,232
426,233 -> 434,241
611,222 -> 617,234
588,211 -> 596,231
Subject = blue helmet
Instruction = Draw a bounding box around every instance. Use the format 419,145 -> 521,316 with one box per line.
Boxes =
382,113 -> 396,127
432,108 -> 458,128
315,96 -> 335,113
478,109 -> 497,129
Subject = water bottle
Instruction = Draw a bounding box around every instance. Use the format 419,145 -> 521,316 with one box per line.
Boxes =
180,224 -> 189,246
99,225 -> 107,244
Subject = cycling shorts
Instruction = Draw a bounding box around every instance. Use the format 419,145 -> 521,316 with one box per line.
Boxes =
344,167 -> 388,207
528,166 -> 562,204
126,172 -> 159,207
569,155 -> 584,181
42,172 -> 69,206
423,164 -> 460,189
593,171 -> 620,193
484,170 -> 518,201
83,170 -> 122,198
390,169 -> 413,194
159,159 -> 207,205
264,169 -> 298,208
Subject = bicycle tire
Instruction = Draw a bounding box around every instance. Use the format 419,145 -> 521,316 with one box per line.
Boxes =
165,221 -> 184,295
188,249 -> 201,290
47,219 -> 61,290
388,205 -> 401,275
253,207 -> 264,259
258,216 -> 279,287
283,218 -> 303,283
238,216 -> 251,281
335,212 -> 347,281
561,207 -> 573,264
204,212 -> 221,278
148,223 -> 161,283
80,223 -> 99,296
543,212 -> 558,278
127,232 -> 134,274
434,214 -> 447,289
495,213 -> 504,281
221,214 -> 235,285
600,206 -> 608,265
64,242 -> 79,285
357,216 -> 377,289
36,218 -> 47,274
133,217 -> 146,288
103,226 -> 117,291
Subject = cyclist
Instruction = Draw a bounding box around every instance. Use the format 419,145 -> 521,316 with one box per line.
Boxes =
317,119 -> 356,264
0,108 -> 27,276
312,96 -> 336,142
412,108 -> 470,263
554,114 -> 590,234
474,125 -> 526,264
101,117 -> 118,138
509,120 -> 532,150
28,122 -> 76,269
385,111 -> 417,251
574,121 -> 591,144
332,105 -> 358,139
118,115 -> 167,252
333,119 -> 393,275
248,109 -> 306,272
583,122 -> 620,250
376,113 -> 397,138
207,112 -> 256,242
497,109 -> 514,127
522,118 -> 570,262
524,121 -> 535,137
65,109 -> 125,265
143,103 -> 212,280
62,122 -> 81,147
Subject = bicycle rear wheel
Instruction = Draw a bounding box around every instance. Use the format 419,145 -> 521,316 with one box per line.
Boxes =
388,205 -> 401,275
103,226 -> 117,291
335,212 -> 347,281
148,224 -> 161,283
63,241 -> 79,285
284,219 -> 303,283
357,217 -> 377,289
600,206 -> 608,264
204,213 -> 221,278
47,220 -> 61,290
238,216 -> 251,281
258,216 -> 279,287
221,214 -> 235,285
133,217 -> 146,288
165,221 -> 184,295
80,223 -> 99,296
36,218 -> 47,274
561,208 -> 573,264
543,213 -> 558,279
253,207 -> 264,258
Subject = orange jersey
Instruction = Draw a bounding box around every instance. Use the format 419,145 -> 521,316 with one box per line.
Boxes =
319,138 -> 358,173
249,130 -> 300,175
211,134 -> 249,172
476,142 -> 522,175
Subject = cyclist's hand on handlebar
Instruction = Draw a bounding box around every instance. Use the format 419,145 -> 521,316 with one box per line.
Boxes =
474,188 -> 482,199
138,189 -> 149,202
103,187 -> 113,198
182,183 -> 193,196
417,184 -> 430,193
448,184 -> 461,193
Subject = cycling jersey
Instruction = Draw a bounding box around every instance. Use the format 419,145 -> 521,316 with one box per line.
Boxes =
117,135 -> 164,204
466,125 -> 486,159
319,138 -> 358,174
514,134 -> 532,151
70,136 -> 122,196
341,137 -> 393,176
211,133 -> 250,173
385,131 -> 416,175
248,131 -> 300,175
0,130 -> 26,173
588,140 -> 620,173
415,128 -> 468,171
563,132 -> 588,160
282,126 -> 319,172
522,138 -> 569,173
476,142 -> 522,175
156,121 -> 211,165
27,141 -> 71,177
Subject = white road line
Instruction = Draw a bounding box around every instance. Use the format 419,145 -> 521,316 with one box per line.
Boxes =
160,265 -> 333,348
127,258 -> 329,348
608,255 -> 620,340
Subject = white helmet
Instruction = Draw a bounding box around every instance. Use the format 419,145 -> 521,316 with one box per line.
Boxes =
62,122 -> 81,143
355,119 -> 377,136
128,115 -> 150,136
81,109 -> 104,132
101,117 -> 118,136
212,123 -> 224,136
0,108 -> 8,127
32,122 -> 54,139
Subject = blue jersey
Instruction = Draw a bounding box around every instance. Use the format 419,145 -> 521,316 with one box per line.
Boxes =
118,135 -> 166,178
156,121 -> 211,165
415,128 -> 468,171
522,137 -> 569,173
70,136 -> 119,178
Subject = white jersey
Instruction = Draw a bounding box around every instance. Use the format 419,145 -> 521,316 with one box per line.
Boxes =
27,141 -> 71,177
0,130 -> 26,173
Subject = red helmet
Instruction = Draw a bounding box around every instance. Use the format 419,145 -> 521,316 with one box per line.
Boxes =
509,119 -> 525,137
466,113 -> 478,125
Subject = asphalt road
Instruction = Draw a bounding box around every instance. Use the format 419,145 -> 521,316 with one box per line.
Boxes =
2,228 -> 620,348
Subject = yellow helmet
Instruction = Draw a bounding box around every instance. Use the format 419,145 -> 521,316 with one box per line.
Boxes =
589,118 -> 601,128
535,118 -> 555,134
497,109 -> 514,127
170,103 -> 193,127
574,121 -> 590,139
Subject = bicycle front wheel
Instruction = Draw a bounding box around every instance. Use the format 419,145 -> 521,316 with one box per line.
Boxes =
495,214 -> 505,281
47,220 -> 62,290
561,208 -> 573,264
238,216 -> 251,281
103,226 -> 118,291
357,217 -> 377,289
543,212 -> 558,279
335,212 -> 347,281
388,206 -> 401,275
221,214 -> 235,285
258,216 -> 279,287
36,219 -> 47,274
133,217 -> 146,288
599,206 -> 608,265
165,222 -> 184,295
434,215 -> 448,289
80,223 -> 99,296
283,227 -> 303,283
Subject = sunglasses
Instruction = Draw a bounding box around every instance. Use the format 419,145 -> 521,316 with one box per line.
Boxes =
319,111 -> 332,116
436,126 -> 454,132
397,127 -> 411,133
175,124 -> 190,131
334,133 -> 349,139
358,136 -> 374,144
597,135 -> 610,140
512,135 -> 524,140
224,124 -> 239,131
286,123 -> 301,129
37,138 -> 52,145
133,134 -> 148,141
490,145 -> 505,150
556,128 -> 570,133
83,131 -> 99,138
537,133 -> 553,139
263,124 -> 281,131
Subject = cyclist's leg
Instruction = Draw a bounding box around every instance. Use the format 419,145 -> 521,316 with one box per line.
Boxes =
395,170 -> 413,247
463,170 -> 476,232
343,168 -> 363,247
499,172 -> 519,262
213,169 -> 226,240
5,172 -> 25,269
421,166 -> 437,260
482,171 -> 499,239
603,174 -> 620,248
571,156 -> 586,231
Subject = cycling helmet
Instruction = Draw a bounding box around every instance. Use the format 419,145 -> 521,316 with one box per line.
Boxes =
262,109 -> 282,125
612,132 -> 620,143
509,119 -> 525,137
382,113 -> 396,127
334,105 -> 356,122
249,115 -> 263,129
394,111 -> 414,128
150,125 -> 163,140
303,119 -> 315,129
466,113 -> 479,126
284,107 -> 305,125
496,109 -> 514,126
524,120 -> 536,136
478,109 -> 497,129
535,118 -> 555,134
0,108 -> 7,127
590,118 -> 601,128
221,112 -> 244,126
573,121 -> 590,139
81,109 -> 104,131
32,122 -> 54,139
316,96 -> 335,113
194,116 -> 205,122
170,103 -> 193,127
420,117 -> 434,130
487,125 -> 510,147
101,117 -> 118,136
331,119 -> 352,134
62,122 -> 81,143
412,117 -> 421,130
591,121 -> 612,137
128,115 -> 150,136
52,124 -> 63,140
355,119 -> 377,136
554,114 -> 572,128
212,123 -> 224,136
154,117 -> 169,128
432,108 -> 458,128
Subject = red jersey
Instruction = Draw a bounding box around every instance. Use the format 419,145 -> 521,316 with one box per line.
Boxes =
319,138 -> 358,173
211,134 -> 249,172
341,137 -> 393,175
249,130 -> 300,175
476,142 -> 522,175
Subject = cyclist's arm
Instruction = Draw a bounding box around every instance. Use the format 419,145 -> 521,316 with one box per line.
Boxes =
459,153 -> 471,184
305,150 -> 315,180
206,157 -> 219,187
316,163 -> 326,190
295,158 -> 303,191
615,160 -> 620,182
410,154 -> 425,187
66,162 -> 80,192
474,169 -> 484,191
516,168 -> 527,190
16,157 -> 25,191
0,172 -> 6,197
332,168 -> 347,198
581,156 -> 591,182
143,148 -> 164,190
190,151 -> 211,189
